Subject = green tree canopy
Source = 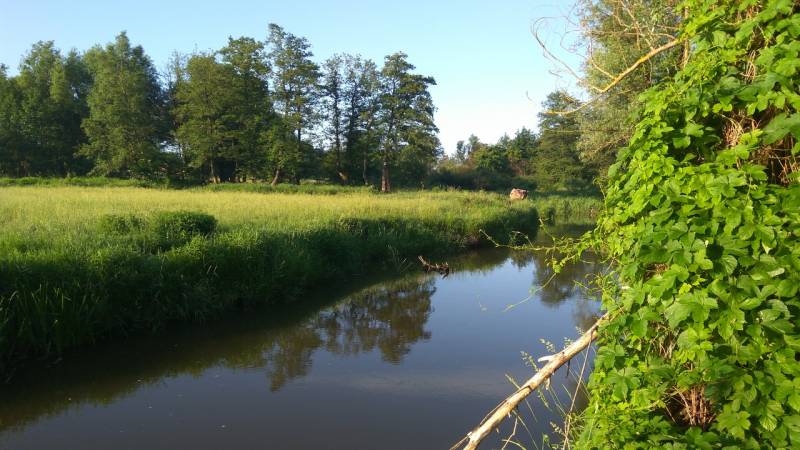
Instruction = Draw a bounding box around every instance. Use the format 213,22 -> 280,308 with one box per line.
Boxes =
81,32 -> 166,177
377,52 -> 439,192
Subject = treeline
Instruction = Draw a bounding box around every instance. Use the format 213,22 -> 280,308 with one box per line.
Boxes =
432,91 -> 601,192
0,26 -> 438,191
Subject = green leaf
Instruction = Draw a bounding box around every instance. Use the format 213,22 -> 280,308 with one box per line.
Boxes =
762,113 -> 800,144
720,254 -> 738,275
777,279 -> 798,297
717,410 -> 750,439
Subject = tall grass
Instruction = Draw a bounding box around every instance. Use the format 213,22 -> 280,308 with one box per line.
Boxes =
529,193 -> 603,226
0,186 -> 540,371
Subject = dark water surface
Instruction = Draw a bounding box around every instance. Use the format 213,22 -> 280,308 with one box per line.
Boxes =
0,243 -> 603,450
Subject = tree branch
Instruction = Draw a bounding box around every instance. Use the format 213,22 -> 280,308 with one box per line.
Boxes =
452,314 -> 608,450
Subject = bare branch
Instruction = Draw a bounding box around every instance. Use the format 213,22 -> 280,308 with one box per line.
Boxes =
454,315 -> 608,450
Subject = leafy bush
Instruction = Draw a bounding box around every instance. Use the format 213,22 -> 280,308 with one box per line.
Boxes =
150,210 -> 217,238
576,1 -> 800,448
97,213 -> 145,234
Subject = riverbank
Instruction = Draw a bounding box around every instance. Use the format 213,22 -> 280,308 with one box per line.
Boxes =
0,186 -> 549,372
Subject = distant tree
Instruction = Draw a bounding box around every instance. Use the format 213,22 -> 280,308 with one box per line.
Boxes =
0,65 -> 25,176
219,36 -> 272,180
174,53 -> 241,182
376,52 -> 438,191
81,32 -> 166,177
506,127 -> 537,175
532,91 -> 589,188
320,54 -> 347,182
454,140 -> 467,163
163,51 -> 189,166
266,24 -> 319,184
342,56 -> 382,185
11,42 -> 90,175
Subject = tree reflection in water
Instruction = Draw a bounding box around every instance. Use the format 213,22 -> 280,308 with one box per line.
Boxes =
510,249 -> 603,332
0,275 -> 436,431
257,277 -> 435,391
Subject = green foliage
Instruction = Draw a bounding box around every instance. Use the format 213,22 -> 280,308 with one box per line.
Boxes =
575,0 -> 683,178
97,213 -> 145,234
0,43 -> 90,177
80,32 -> 166,178
377,52 -> 440,191
150,210 -> 217,238
0,176 -> 162,188
576,1 -> 800,447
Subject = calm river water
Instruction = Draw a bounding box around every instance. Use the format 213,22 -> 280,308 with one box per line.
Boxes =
0,238 -> 603,449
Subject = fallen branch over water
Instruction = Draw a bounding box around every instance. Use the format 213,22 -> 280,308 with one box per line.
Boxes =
418,255 -> 450,277
453,314 -> 607,450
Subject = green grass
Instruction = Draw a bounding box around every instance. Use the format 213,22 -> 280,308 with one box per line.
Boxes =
0,185 -> 543,371
529,193 -> 602,226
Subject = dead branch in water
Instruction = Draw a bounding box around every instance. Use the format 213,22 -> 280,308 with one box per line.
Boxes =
418,255 -> 450,277
452,314 -> 607,450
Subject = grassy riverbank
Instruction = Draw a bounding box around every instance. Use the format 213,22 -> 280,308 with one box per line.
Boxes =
0,185 -> 547,371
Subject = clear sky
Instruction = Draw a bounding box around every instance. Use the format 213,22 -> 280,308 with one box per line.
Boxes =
0,0 -> 580,155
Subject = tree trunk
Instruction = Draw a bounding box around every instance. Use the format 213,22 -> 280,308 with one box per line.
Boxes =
362,151 -> 369,186
335,134 -> 346,184
381,157 -> 391,193
271,167 -> 281,186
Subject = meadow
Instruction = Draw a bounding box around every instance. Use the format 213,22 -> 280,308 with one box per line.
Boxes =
0,184 -> 603,371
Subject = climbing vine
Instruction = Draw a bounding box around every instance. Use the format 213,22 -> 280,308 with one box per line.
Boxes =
576,0 -> 800,448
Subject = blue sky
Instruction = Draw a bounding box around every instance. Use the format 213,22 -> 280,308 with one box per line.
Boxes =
0,0 -> 580,155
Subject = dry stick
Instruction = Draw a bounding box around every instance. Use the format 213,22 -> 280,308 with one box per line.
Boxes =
456,315 -> 607,450
537,37 -> 684,117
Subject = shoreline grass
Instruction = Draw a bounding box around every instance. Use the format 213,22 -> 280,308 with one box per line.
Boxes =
0,186 -> 543,372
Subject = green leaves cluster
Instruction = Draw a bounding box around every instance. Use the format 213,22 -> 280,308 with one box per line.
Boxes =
577,0 -> 800,448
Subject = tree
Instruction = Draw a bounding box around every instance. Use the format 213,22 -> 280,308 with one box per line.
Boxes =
506,127 -> 537,175
531,91 -> 590,189
0,65 -> 25,176
574,0 -> 683,176
319,54 -> 347,182
266,24 -> 319,184
219,36 -> 272,180
455,140 -> 467,163
174,53 -> 240,182
10,42 -> 90,176
81,32 -> 165,177
343,56 -> 382,185
376,52 -> 438,192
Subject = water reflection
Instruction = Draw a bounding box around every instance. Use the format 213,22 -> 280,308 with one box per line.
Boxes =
248,277 -> 436,391
0,275 -> 437,431
0,244 -> 606,450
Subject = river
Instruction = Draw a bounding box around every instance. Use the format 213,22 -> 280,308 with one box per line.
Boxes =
0,237 -> 604,449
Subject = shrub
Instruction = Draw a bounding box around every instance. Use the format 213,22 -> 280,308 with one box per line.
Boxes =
149,210 -> 217,238
97,213 -> 145,234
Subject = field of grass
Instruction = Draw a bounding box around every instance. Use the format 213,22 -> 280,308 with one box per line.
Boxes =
0,185 -> 545,371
